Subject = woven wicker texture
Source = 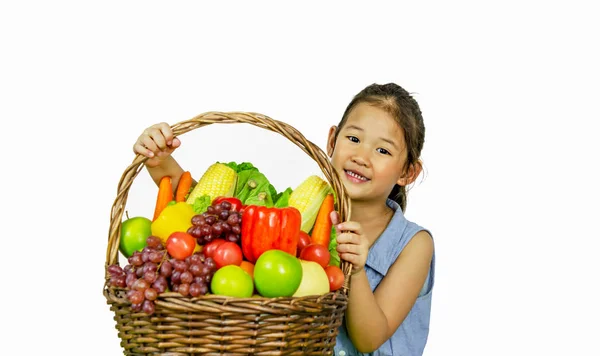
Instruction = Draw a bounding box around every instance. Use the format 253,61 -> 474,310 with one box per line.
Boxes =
105,112 -> 353,355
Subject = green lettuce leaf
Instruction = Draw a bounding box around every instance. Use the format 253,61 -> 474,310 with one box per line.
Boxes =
244,191 -> 274,207
224,161 -> 238,171
268,183 -> 277,199
224,161 -> 255,173
223,161 -> 277,207
237,171 -> 273,205
192,195 -> 212,214
274,187 -> 293,208
234,168 -> 259,198
328,225 -> 340,267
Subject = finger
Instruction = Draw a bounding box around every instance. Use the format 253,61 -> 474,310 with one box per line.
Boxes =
336,221 -> 363,235
337,242 -> 360,254
171,137 -> 181,148
336,232 -> 361,245
133,142 -> 154,157
140,135 -> 159,154
339,252 -> 361,266
147,127 -> 168,150
330,211 -> 340,231
330,210 -> 340,224
157,122 -> 175,146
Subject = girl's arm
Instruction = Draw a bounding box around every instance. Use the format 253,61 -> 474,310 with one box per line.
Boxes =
344,230 -> 433,353
145,155 -> 187,192
133,122 -> 188,192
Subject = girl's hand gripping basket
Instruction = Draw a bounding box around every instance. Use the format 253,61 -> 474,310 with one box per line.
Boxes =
104,112 -> 353,355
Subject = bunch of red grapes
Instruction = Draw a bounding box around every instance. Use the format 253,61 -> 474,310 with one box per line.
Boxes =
187,200 -> 242,244
107,235 -> 218,315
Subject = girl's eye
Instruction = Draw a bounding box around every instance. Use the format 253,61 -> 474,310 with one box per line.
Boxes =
377,148 -> 391,155
347,136 -> 359,143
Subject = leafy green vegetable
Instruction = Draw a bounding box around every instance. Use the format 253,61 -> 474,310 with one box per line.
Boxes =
245,172 -> 274,205
225,161 -> 277,207
192,195 -> 212,214
224,161 -> 256,173
234,168 -> 259,197
328,225 -> 340,267
268,183 -> 277,199
237,171 -> 274,205
274,187 -> 293,208
224,161 -> 237,171
244,191 -> 274,207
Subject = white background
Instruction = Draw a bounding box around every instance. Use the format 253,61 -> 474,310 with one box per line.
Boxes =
1,1 -> 599,355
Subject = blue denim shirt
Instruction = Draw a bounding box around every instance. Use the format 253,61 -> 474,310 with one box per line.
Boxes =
333,199 -> 435,356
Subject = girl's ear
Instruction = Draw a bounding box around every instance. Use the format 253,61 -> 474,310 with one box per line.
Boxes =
327,126 -> 337,157
397,161 -> 423,186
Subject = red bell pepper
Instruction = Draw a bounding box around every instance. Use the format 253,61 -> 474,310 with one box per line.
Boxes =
212,196 -> 243,212
241,205 -> 301,263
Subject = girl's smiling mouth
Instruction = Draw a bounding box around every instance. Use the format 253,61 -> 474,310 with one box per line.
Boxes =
344,169 -> 370,183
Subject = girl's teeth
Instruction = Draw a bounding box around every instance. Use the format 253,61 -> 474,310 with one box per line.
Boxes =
346,170 -> 368,181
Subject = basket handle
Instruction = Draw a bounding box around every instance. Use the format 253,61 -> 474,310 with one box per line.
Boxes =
105,111 -> 353,294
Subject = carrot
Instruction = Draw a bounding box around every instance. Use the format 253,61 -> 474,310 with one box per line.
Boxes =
153,176 -> 173,221
175,171 -> 193,202
310,193 -> 334,247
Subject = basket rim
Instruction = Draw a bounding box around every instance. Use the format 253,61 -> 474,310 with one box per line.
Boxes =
105,111 -> 353,298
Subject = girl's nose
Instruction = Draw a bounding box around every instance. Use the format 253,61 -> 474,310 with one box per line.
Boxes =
351,150 -> 370,167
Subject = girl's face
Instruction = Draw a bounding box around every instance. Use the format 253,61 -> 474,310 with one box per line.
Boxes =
327,102 -> 409,203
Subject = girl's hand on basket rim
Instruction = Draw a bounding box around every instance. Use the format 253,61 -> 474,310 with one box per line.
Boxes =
133,122 -> 181,168
330,211 -> 369,275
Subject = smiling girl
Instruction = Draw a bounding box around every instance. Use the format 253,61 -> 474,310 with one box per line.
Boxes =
327,83 -> 434,356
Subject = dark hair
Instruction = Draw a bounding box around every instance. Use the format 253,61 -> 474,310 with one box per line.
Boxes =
334,83 -> 425,211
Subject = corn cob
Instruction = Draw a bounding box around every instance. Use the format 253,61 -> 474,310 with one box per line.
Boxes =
186,163 -> 238,204
288,175 -> 331,233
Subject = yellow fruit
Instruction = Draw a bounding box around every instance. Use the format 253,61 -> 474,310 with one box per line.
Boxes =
292,260 -> 330,297
150,202 -> 196,245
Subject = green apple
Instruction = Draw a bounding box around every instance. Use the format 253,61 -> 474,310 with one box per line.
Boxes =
254,250 -> 302,297
211,265 -> 254,298
119,216 -> 152,258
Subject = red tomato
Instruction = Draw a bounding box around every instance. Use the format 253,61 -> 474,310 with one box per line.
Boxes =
297,231 -> 311,257
324,265 -> 345,292
166,232 -> 196,260
213,241 -> 243,269
203,238 -> 226,258
212,196 -> 243,212
300,244 -> 330,269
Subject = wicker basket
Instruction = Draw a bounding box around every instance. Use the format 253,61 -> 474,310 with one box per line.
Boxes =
104,112 -> 353,355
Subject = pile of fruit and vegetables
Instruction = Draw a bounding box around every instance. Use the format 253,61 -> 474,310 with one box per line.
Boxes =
107,161 -> 345,315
